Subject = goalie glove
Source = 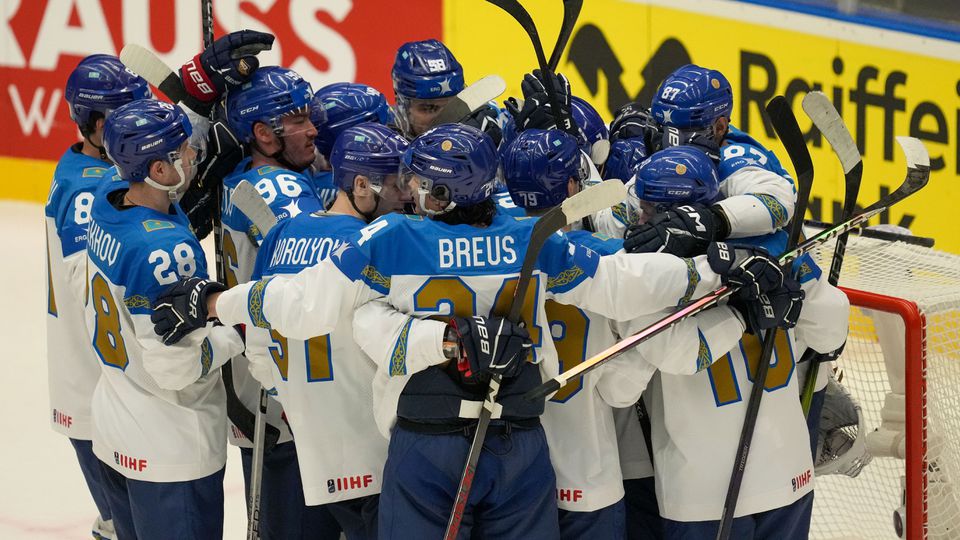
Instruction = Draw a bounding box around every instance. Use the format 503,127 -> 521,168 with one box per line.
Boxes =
449,315 -> 532,384
151,277 -> 227,345
504,70 -> 579,136
179,30 -> 275,115
623,203 -> 729,258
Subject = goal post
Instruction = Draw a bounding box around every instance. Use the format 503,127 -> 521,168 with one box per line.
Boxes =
807,231 -> 960,539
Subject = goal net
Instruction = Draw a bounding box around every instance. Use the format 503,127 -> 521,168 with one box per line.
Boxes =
806,231 -> 960,539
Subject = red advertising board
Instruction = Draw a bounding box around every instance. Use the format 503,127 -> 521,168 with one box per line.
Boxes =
1,0 -> 443,163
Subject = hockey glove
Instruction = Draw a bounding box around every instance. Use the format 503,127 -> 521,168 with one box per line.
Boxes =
623,203 -> 727,257
450,315 -> 532,383
179,116 -> 245,239
706,241 -> 784,300
728,276 -> 804,334
461,106 -> 503,147
179,30 -> 275,114
151,277 -> 227,345
504,70 -> 578,136
610,101 -> 663,152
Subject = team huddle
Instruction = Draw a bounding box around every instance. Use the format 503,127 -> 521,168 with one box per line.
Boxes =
45,29 -> 849,540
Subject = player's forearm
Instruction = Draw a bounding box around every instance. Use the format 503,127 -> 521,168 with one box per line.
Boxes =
796,278 -> 850,354
551,253 -> 721,321
353,299 -> 448,377
138,319 -> 243,391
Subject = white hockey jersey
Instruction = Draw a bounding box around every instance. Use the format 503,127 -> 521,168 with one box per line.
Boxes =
219,159 -> 326,447
85,179 -> 244,482
44,145 -> 112,439
648,250 -> 849,521
216,212 -> 723,436
244,211 -> 388,505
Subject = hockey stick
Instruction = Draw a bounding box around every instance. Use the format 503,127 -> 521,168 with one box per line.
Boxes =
431,75 -> 507,127
715,95 -> 815,540
797,90 -> 863,416
524,135 -> 930,402
444,179 -> 628,539
487,0 -> 579,135
119,44 -> 188,103
547,0 -> 583,70
803,220 -> 934,247
231,180 -> 281,540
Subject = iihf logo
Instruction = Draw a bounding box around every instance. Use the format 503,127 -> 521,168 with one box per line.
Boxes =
328,474 -> 374,493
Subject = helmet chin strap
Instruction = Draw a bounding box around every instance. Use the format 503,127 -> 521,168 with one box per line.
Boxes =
347,190 -> 380,223
80,125 -> 109,161
417,189 -> 455,216
143,159 -> 187,202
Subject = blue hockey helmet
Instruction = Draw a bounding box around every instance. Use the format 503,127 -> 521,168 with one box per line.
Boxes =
391,39 -> 464,100
103,99 -> 194,191
400,124 -> 498,213
226,66 -> 314,143
603,138 -> 649,183
651,64 -> 732,129
632,146 -> 720,208
330,122 -> 409,192
502,129 -> 588,211
312,82 -> 392,158
64,54 -> 152,130
571,96 -> 609,153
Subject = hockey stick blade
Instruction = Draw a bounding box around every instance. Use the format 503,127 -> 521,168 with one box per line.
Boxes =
802,91 -> 861,175
526,138 -> 929,402
430,75 -> 507,127
119,44 -> 187,104
799,90 -> 862,414
547,0 -> 583,70
444,179 -> 626,539
231,180 -> 278,235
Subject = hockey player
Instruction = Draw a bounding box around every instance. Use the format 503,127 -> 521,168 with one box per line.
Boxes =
619,64 -> 797,256
222,64 -> 332,539
242,122 -> 411,539
593,137 -> 649,238
310,82 -> 393,207
626,147 -> 848,539
152,121 -> 787,537
88,99 -> 244,540
391,39 -> 465,138
501,134 -> 795,539
46,54 -> 150,540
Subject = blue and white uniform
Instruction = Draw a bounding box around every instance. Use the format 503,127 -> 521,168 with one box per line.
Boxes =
646,233 -> 849,538
243,211 -> 387,537
716,126 -> 797,238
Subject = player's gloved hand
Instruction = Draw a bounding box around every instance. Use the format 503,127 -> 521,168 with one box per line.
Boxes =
450,315 -> 532,383
610,101 -> 662,153
504,70 -> 578,136
179,115 -> 243,239
179,30 -> 275,113
623,203 -> 727,257
728,276 -> 804,334
461,106 -> 503,147
151,277 -> 227,345
707,242 -> 785,300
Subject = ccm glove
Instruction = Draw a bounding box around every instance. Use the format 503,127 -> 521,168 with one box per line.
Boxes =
461,106 -> 503,147
707,241 -> 785,300
505,70 -> 578,136
151,277 -> 227,345
179,30 -> 275,113
728,276 -> 804,334
450,315 -> 532,383
623,203 -> 727,257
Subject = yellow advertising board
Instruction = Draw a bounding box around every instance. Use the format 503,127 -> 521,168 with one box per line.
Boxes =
445,0 -> 960,252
